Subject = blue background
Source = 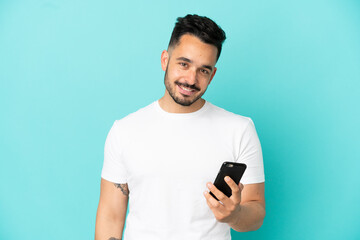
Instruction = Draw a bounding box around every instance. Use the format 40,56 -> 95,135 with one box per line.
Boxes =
1,0 -> 359,239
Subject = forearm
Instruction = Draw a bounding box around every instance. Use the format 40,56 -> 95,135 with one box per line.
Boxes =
95,213 -> 125,240
228,201 -> 265,232
95,179 -> 129,240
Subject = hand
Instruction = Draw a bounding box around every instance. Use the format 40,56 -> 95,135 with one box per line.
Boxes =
203,176 -> 244,224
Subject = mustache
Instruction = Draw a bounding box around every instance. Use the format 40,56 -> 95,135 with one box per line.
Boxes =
175,81 -> 200,91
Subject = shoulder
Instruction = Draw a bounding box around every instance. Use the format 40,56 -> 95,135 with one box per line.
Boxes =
207,102 -> 253,127
112,101 -> 157,130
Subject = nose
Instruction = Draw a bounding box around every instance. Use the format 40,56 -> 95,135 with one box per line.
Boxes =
186,68 -> 197,85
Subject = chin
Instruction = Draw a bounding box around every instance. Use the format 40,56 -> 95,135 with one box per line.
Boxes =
174,98 -> 194,107
174,95 -> 202,107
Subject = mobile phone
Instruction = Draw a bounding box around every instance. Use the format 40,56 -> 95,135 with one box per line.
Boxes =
210,162 -> 247,201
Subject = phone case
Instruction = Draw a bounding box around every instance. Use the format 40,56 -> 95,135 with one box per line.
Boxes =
210,162 -> 247,201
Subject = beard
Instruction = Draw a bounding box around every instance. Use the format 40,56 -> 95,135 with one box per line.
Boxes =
164,66 -> 205,107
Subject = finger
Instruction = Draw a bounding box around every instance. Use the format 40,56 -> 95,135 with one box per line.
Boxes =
204,194 -> 228,221
224,176 -> 241,203
206,182 -> 232,205
203,191 -> 225,210
239,183 -> 244,191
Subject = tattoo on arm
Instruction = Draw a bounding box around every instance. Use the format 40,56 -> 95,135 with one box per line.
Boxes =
114,183 -> 129,196
108,238 -> 121,240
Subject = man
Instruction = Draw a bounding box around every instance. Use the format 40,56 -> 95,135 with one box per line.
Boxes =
95,14 -> 265,240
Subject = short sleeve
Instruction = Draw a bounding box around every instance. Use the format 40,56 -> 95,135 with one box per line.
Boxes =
237,118 -> 265,184
101,120 -> 128,183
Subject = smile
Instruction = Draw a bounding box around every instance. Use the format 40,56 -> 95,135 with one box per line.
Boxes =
177,84 -> 197,96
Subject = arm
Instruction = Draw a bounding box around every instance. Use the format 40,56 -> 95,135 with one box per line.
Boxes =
204,179 -> 265,232
95,178 -> 129,240
228,182 -> 265,231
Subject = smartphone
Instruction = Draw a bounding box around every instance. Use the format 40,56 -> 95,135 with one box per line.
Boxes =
210,162 -> 247,201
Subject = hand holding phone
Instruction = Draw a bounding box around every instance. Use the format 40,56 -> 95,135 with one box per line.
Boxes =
210,162 -> 247,201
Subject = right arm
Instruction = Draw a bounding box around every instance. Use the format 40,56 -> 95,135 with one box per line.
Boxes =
95,178 -> 129,240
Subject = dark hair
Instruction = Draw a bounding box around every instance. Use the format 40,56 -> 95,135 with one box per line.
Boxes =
168,14 -> 226,61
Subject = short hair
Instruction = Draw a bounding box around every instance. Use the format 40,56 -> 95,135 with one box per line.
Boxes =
168,14 -> 226,61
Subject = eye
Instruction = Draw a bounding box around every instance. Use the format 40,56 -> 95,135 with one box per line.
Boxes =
200,69 -> 209,75
179,62 -> 188,67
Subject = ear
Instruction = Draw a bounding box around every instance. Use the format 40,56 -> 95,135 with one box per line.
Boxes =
208,67 -> 217,85
161,50 -> 169,71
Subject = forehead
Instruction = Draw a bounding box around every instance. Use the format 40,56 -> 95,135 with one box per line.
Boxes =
170,34 -> 218,66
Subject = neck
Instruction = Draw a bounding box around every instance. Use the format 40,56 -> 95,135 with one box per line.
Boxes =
158,92 -> 205,113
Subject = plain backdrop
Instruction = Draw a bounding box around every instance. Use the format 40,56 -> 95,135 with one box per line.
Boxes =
1,0 -> 359,239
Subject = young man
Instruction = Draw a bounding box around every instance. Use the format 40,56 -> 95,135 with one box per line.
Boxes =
95,14 -> 265,240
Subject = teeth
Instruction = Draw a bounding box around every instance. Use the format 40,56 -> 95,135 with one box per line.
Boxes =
180,85 -> 194,92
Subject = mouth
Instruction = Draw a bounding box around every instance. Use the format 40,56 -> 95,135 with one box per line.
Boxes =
176,83 -> 198,96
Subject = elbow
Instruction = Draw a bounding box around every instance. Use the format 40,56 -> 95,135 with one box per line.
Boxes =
250,205 -> 266,231
250,207 -> 266,231
249,217 -> 265,231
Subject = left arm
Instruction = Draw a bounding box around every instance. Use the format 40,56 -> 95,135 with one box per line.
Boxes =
204,178 -> 265,232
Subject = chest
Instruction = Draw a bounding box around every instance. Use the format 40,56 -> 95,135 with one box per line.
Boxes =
122,121 -> 238,188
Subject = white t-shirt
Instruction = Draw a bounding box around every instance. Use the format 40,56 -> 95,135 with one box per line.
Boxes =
101,100 -> 265,240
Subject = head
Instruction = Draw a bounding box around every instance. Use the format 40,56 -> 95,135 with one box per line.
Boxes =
168,14 -> 226,62
161,14 -> 226,107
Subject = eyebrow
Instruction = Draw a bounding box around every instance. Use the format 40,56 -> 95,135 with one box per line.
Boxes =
176,57 -> 213,71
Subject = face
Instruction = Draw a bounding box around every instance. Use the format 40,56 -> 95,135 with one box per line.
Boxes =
161,34 -> 218,107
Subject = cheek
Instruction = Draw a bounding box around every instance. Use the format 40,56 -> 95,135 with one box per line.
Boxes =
168,66 -> 183,79
199,77 -> 212,87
